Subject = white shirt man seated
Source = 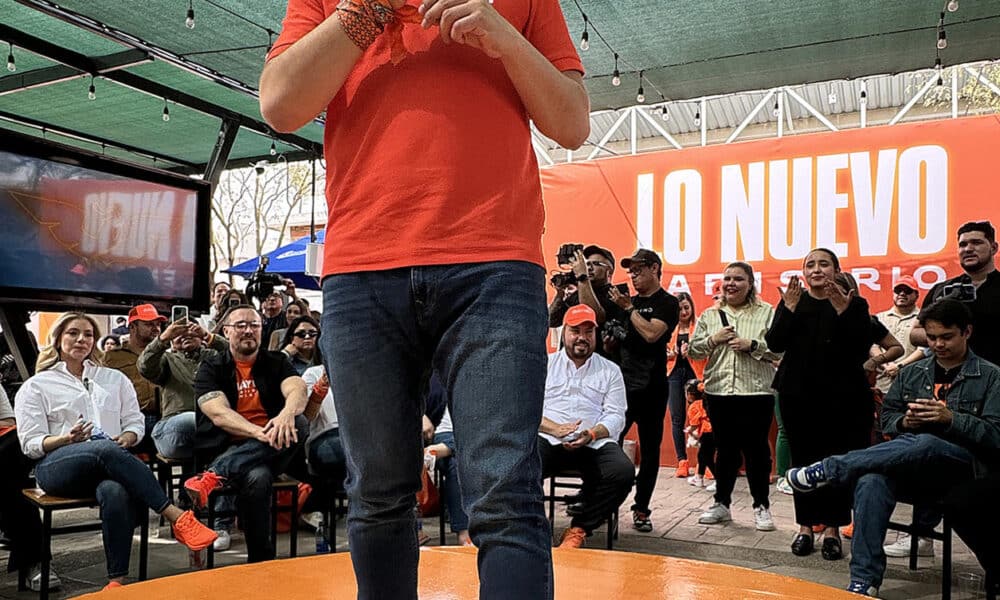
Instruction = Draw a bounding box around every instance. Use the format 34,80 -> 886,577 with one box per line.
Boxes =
539,304 -> 635,548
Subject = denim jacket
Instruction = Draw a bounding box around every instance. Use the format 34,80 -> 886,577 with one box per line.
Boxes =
882,350 -> 1000,477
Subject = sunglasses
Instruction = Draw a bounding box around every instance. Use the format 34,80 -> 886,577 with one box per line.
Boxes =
585,260 -> 610,269
294,330 -> 319,339
893,287 -> 917,295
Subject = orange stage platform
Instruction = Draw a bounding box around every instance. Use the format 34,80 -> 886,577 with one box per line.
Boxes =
77,546 -> 860,599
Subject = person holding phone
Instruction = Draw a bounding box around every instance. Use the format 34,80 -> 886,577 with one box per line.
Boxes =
13,312 -> 218,591
785,299 -> 1000,598
548,244 -> 625,360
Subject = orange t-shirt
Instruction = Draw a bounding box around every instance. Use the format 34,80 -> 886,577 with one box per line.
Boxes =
686,400 -> 713,435
268,0 -> 584,276
235,360 -> 269,428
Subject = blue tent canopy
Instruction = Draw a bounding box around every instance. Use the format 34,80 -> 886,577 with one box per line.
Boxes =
223,230 -> 325,291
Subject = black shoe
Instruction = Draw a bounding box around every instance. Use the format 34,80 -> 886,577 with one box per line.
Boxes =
791,533 -> 814,556
822,536 -> 843,560
566,502 -> 585,517
632,510 -> 653,533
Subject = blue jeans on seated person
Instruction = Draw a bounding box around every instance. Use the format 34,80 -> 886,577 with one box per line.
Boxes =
152,412 -> 195,460
206,416 -> 308,562
433,431 -> 469,533
320,261 -> 552,600
308,427 -> 347,488
820,433 -> 974,588
34,439 -> 171,579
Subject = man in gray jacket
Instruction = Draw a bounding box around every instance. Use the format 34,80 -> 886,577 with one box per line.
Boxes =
785,299 -> 1000,597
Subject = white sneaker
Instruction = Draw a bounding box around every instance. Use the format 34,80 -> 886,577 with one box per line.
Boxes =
698,502 -> 732,524
776,477 -> 794,495
688,474 -> 704,487
300,511 -> 323,531
213,529 -> 232,551
883,533 -> 933,557
754,506 -> 776,531
705,482 -> 717,493
28,565 -> 62,591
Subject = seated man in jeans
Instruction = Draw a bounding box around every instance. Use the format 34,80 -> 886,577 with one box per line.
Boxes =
185,305 -> 309,563
539,305 -> 634,548
786,299 -> 1000,597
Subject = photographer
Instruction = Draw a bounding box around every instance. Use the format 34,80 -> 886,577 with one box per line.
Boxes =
548,244 -> 624,359
911,221 -> 1000,367
609,249 -> 679,533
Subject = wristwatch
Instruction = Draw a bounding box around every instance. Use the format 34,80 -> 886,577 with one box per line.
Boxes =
576,273 -> 589,282
750,340 -> 759,353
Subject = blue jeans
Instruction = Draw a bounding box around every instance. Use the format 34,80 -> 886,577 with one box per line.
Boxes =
433,431 -> 469,532
308,427 -> 347,487
320,261 -> 552,600
207,417 -> 308,562
34,440 -> 170,578
821,433 -> 974,587
152,412 -> 195,460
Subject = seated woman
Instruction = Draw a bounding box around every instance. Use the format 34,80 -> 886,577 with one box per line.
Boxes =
14,312 -> 217,590
278,315 -> 322,376
424,406 -> 471,546
268,299 -> 309,351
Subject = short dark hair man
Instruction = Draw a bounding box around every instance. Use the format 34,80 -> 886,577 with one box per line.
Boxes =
911,220 -> 1000,367
787,299 -> 1000,597
548,244 -> 625,359
608,248 -> 679,533
186,305 -> 308,563
538,305 -> 634,549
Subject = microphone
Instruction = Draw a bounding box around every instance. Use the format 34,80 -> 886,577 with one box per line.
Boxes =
83,377 -> 92,394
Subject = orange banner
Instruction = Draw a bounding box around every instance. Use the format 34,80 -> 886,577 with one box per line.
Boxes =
541,115 -> 1000,316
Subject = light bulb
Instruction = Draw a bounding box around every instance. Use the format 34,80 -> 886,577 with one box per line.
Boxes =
579,31 -> 589,51
935,57 -> 942,72
947,0 -> 958,12
88,82 -> 96,100
636,89 -> 645,104
162,105 -> 170,122
937,76 -> 944,86
5,47 -> 14,72
828,92 -> 837,105
661,106 -> 670,121
185,7 -> 195,29
859,90 -> 867,105
937,30 -> 947,49
269,141 -> 277,156
694,112 -> 701,126
611,70 -> 621,87
772,102 -> 780,118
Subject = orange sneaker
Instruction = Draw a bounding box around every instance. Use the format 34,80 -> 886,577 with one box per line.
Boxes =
842,522 -> 854,539
558,526 -> 587,549
184,472 -> 225,509
173,510 -> 219,552
675,459 -> 691,478
102,581 -> 124,591
704,468 -> 714,480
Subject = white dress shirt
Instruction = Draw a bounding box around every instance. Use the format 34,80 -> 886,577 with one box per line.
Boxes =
540,350 -> 627,449
14,360 -> 144,459
302,365 -> 338,453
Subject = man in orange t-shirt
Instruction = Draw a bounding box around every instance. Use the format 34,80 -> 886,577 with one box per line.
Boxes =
260,0 -> 589,597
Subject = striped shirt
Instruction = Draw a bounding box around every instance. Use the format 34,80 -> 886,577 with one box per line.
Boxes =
689,301 -> 782,396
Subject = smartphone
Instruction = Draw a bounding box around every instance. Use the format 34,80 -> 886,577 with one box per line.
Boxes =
171,305 -> 189,323
615,283 -> 630,295
561,431 -> 581,442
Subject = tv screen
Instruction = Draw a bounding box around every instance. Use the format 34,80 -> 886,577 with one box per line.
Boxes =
0,131 -> 211,313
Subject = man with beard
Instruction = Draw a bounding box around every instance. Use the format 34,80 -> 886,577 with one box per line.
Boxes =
609,249 -> 679,533
548,245 -> 625,359
184,305 -> 309,563
912,221 -> 1000,367
538,305 -> 633,548
104,304 -> 166,453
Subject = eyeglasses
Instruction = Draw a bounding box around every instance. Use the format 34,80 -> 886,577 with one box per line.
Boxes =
893,287 -> 917,295
585,260 -> 610,269
226,321 -> 262,332
627,263 -> 651,275
293,330 -> 319,339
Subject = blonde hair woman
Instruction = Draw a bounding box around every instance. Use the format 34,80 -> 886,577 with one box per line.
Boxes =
14,312 -> 217,590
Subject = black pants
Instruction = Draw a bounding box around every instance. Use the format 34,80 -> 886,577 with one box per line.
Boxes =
697,431 -> 716,476
944,474 -> 1000,587
0,431 -> 45,574
622,381 -> 667,514
538,441 -> 634,534
704,394 -> 774,509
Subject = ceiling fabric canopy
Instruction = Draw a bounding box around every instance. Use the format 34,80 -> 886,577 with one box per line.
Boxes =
0,0 -> 997,173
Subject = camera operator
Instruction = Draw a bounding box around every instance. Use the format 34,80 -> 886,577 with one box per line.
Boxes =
911,221 -> 1000,367
548,244 -> 625,359
609,248 -> 679,533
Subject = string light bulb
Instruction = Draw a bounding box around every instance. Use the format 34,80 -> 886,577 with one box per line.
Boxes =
661,105 -> 670,121
611,53 -> 621,87
772,100 -> 780,118
5,43 -> 14,72
828,91 -> 837,105
88,76 -> 96,101
636,71 -> 645,104
185,0 -> 196,29
162,99 -> 170,122
937,13 -> 948,49
947,0 -> 958,12
859,89 -> 867,105
693,110 -> 701,127
269,140 -> 277,156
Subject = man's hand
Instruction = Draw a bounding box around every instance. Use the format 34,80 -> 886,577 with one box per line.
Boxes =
159,319 -> 190,343
281,278 -> 298,299
608,286 -> 632,311
113,431 -> 138,448
727,337 -> 752,353
563,430 -> 593,450
419,0 -> 518,58
569,249 -> 587,279
263,410 -> 299,450
548,419 -> 581,439
906,399 -> 953,427
422,415 -> 435,444
710,325 -> 736,346
883,362 -> 900,378
779,276 -> 803,312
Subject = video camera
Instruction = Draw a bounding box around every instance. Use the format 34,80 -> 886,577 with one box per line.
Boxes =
245,256 -> 285,304
550,243 -> 584,289
941,281 -> 977,303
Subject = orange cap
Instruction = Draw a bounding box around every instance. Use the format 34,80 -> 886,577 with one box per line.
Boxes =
563,304 -> 598,327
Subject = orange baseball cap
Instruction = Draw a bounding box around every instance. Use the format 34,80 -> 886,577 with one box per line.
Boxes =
563,304 -> 598,327
127,303 -> 167,324
893,276 -> 920,293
